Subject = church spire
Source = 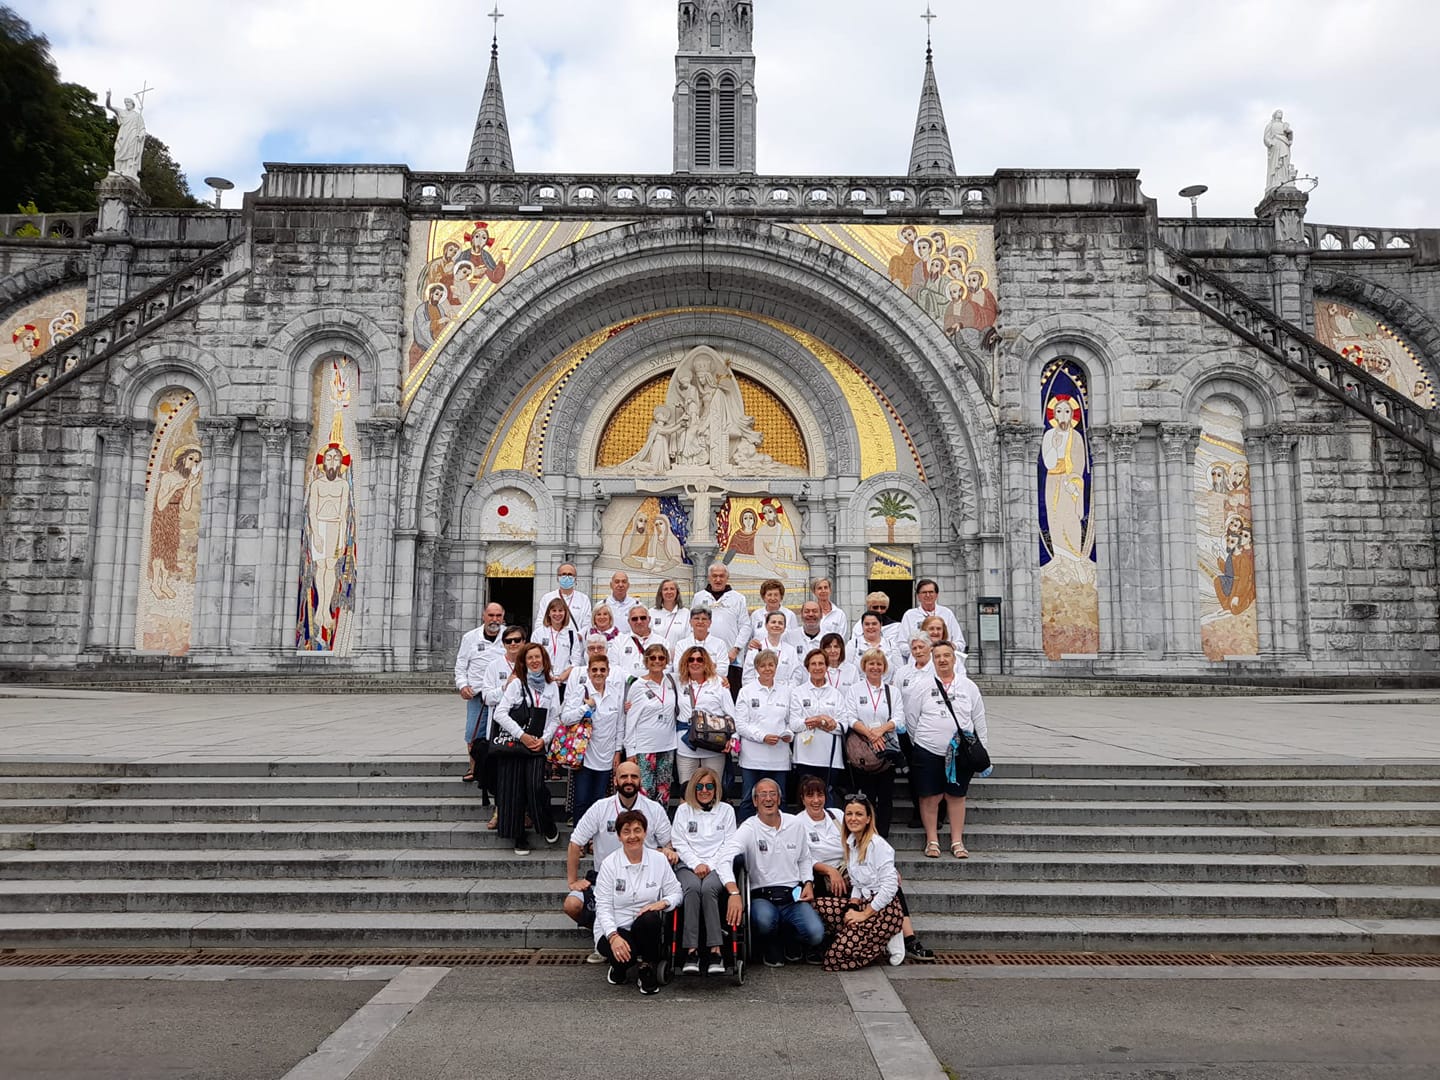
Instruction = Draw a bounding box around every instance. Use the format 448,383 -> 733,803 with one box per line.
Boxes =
907,7 -> 955,177
465,6 -> 515,173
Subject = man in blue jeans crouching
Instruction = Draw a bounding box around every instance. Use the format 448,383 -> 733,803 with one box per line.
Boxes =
717,778 -> 824,966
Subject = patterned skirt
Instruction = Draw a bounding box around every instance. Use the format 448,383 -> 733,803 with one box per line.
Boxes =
813,895 -> 906,972
635,750 -> 677,805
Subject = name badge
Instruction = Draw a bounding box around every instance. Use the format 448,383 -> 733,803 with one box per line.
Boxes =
802,698 -> 812,708
605,820 -> 616,833
757,839 -> 769,853
809,831 -> 820,842
615,879 -> 626,893
749,699 -> 760,708
687,821 -> 698,834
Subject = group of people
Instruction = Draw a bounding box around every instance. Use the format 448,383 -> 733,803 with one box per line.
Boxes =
453,565 -> 992,989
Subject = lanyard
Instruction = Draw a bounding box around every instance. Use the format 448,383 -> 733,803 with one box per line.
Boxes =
866,682 -> 884,716
652,678 -> 668,706
826,669 -> 840,688
548,628 -> 561,657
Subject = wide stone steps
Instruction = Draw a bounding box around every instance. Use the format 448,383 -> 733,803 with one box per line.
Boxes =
0,911 -> 1433,954
3,877 -> 1437,920
5,848 -> 1437,885
1,759 -> 1437,955
5,798 -> 1438,828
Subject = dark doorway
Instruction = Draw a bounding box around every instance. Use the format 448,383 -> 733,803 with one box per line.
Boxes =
867,578 -> 913,620
487,577 -> 535,629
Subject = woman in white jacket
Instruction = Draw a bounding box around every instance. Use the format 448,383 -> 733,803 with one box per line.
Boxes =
561,652 -> 625,821
594,808 -> 683,995
494,643 -> 562,856
675,646 -> 733,786
671,767 -> 737,975
811,794 -> 906,971
623,643 -> 681,803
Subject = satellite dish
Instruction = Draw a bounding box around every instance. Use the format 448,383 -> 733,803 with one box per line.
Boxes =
1178,184 -> 1209,219
203,177 -> 235,209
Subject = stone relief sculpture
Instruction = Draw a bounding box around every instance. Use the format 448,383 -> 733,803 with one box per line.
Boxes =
615,346 -> 802,476
1263,109 -> 1297,193
135,389 -> 202,655
296,358 -> 359,654
105,92 -> 146,180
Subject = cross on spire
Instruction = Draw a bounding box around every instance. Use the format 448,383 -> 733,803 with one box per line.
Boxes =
488,2 -> 504,45
921,2 -> 937,54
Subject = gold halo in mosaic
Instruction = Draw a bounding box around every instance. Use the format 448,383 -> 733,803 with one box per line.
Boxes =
596,371 -> 809,469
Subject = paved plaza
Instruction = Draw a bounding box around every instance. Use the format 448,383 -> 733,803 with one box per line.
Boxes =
4,686 -> 1440,764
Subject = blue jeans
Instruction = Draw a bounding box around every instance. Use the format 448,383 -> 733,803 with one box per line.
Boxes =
464,696 -> 488,743
738,767 -> 791,823
572,766 -> 611,822
749,894 -> 825,964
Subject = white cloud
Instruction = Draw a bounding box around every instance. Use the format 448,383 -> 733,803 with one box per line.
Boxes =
15,0 -> 1440,223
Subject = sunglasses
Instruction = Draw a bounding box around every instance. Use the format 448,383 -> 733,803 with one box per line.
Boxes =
695,782 -> 716,790
843,793 -> 872,805
503,637 -> 524,645
630,615 -> 649,621
687,657 -> 707,663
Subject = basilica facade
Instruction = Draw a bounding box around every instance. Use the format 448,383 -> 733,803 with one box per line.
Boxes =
1,1 -> 1437,678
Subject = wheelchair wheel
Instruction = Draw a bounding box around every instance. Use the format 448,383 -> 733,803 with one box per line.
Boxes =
658,907 -> 678,986
731,860 -> 751,987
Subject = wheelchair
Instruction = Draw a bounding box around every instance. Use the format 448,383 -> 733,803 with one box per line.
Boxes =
662,856 -> 752,986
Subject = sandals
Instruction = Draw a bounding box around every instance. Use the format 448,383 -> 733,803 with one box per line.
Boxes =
923,841 -> 940,858
951,841 -> 969,859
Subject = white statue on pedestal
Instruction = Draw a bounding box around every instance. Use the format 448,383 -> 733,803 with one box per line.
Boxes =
613,345 -> 801,477
1263,109 -> 1296,194
105,92 -> 146,180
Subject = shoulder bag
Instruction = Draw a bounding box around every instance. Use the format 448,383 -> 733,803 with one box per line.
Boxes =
934,677 -> 990,781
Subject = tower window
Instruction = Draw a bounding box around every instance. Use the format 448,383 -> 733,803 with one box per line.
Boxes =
710,12 -> 722,47
717,76 -> 737,169
694,75 -> 712,168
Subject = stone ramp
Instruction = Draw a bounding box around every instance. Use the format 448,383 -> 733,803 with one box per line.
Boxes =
1,759 -> 1439,955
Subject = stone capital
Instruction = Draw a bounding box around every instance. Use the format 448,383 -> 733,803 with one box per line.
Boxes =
356,416 -> 403,457
1158,422 -> 1201,460
197,416 -> 241,453
1102,422 -> 1142,461
258,419 -> 290,454
997,422 -> 1039,450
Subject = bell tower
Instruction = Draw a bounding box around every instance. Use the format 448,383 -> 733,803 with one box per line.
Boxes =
673,1 -> 757,174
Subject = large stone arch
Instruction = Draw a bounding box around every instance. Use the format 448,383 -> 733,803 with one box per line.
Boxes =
401,217 -> 999,542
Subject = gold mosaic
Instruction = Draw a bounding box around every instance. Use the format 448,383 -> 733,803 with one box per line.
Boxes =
595,370 -> 809,469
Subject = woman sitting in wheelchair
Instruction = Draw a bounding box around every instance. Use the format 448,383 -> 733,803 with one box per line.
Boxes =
672,766 -> 737,975
594,809 -> 682,995
810,794 -> 907,972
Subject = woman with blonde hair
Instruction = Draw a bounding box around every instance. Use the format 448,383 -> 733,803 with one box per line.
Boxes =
675,645 -> 733,786
671,766 -> 737,975
812,794 -> 906,971
534,596 -> 583,688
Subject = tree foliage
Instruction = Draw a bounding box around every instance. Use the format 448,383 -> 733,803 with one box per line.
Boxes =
0,6 -> 201,212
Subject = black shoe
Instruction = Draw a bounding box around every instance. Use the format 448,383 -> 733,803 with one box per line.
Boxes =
635,962 -> 660,995
682,951 -> 701,975
763,955 -> 785,968
905,936 -> 936,962
544,826 -> 561,845
607,962 -> 628,986
804,948 -> 825,966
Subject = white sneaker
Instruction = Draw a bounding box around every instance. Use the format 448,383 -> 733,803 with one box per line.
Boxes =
585,950 -> 605,964
886,932 -> 905,966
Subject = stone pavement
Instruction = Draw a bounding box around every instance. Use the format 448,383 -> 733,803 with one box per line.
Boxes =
3,686 -> 1439,762
2,964 -> 1438,1080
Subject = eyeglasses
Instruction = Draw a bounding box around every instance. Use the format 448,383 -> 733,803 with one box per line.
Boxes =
629,615 -> 649,622
687,657 -> 707,664
695,782 -> 716,790
502,637 -> 524,645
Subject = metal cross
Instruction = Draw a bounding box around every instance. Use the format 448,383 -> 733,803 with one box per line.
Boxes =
921,2 -> 937,44
488,2 -> 503,41
132,80 -> 155,110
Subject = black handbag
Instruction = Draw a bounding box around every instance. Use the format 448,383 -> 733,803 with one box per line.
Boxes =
492,699 -> 548,756
935,677 -> 991,776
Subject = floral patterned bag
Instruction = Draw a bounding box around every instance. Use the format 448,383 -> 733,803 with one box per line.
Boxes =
548,718 -> 592,769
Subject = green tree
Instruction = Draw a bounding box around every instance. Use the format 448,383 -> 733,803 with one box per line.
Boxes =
870,491 -> 917,543
0,7 -> 200,212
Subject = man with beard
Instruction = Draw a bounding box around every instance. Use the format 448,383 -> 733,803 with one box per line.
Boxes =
305,443 -> 353,646
565,761 -> 678,958
455,602 -> 509,780
148,447 -> 202,601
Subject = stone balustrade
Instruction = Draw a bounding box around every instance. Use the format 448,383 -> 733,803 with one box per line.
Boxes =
0,212 -> 99,242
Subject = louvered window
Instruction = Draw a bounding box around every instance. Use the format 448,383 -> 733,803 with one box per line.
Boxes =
694,75 -> 712,167
710,12 -> 722,47
717,76 -> 737,169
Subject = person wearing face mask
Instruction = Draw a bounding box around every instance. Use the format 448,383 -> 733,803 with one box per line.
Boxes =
479,626 -> 530,830
594,809 -> 683,995
811,794 -> 906,971
536,564 -> 591,638
671,767 -> 737,975
562,653 -> 626,822
455,601 -> 508,786
565,759 -> 677,960
494,643 -> 562,857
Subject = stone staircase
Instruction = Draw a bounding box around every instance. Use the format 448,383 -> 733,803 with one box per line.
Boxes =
0,236 -> 250,424
1,759 -> 1438,955
1151,239 -> 1440,468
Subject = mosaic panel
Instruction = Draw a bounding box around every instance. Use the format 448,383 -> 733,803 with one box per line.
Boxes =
2,286 -> 86,377
1038,358 -> 1099,659
1195,398 -> 1258,659
1314,301 -> 1435,408
135,389 -> 202,655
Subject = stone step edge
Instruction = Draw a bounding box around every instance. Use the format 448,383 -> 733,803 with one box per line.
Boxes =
6,798 -> 1436,811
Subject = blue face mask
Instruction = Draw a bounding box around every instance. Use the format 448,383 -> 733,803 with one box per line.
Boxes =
558,575 -> 576,590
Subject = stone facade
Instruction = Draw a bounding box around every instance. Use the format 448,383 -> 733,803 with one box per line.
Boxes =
1,25 -> 1438,680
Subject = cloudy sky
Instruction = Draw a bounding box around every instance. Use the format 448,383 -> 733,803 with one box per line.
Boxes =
19,0 -> 1440,223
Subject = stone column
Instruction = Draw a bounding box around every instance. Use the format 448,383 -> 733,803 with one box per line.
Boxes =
256,420 -> 291,656
414,532 -> 438,669
1247,431 -> 1280,657
191,416 -> 240,657
1158,423 -> 1202,660
997,423 -> 1041,663
87,418 -> 136,652
1087,426 -> 1117,660
112,420 -> 151,651
390,528 -> 418,669
1257,426 -> 1305,656
358,416 -> 402,669
1256,186 -> 1312,328
1105,424 -> 1142,657
90,173 -> 148,316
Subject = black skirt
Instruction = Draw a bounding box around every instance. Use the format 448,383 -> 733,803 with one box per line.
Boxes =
495,752 -> 549,841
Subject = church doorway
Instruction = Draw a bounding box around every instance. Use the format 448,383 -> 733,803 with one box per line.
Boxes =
867,578 -> 913,621
487,577 -> 534,630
